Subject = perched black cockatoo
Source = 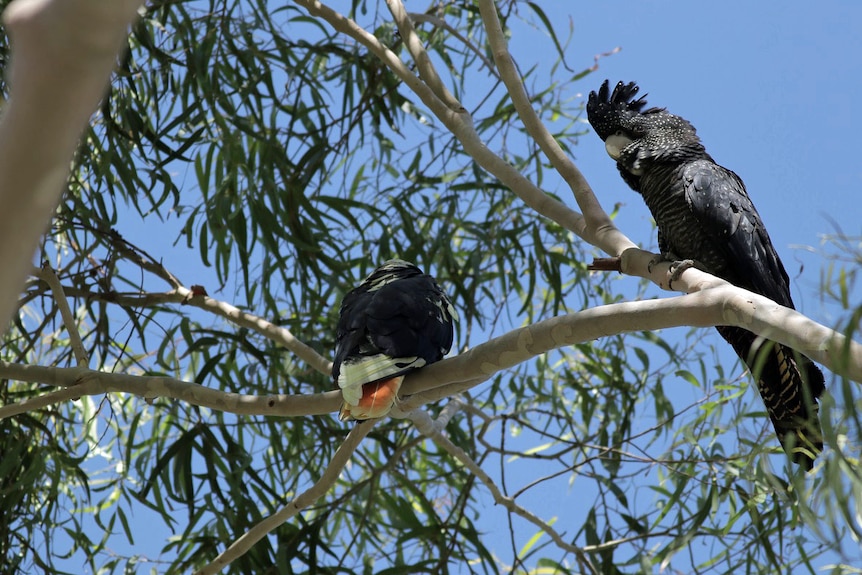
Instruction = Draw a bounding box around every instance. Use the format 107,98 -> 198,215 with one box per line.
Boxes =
333,259 -> 456,421
586,80 -> 826,468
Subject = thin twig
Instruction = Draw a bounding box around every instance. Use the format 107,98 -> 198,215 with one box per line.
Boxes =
175,285 -> 333,376
408,12 -> 500,79
56,225 -> 331,374
35,264 -> 89,366
410,409 -> 598,574
108,231 -> 330,373
112,237 -> 183,289
24,282 -> 333,377
392,376 -> 488,416
195,420 -> 376,574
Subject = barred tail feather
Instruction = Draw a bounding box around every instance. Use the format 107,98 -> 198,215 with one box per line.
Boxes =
716,326 -> 825,469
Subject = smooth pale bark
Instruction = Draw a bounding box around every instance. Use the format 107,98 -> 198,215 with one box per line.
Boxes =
0,0 -> 142,331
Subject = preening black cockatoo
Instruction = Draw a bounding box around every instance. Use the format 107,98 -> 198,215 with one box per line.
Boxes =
333,259 -> 456,421
586,80 -> 825,468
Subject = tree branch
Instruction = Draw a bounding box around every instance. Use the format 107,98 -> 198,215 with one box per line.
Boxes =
111,234 -> 183,289
0,0 -> 142,331
408,12 -> 500,80
6,283 -> 857,420
402,284 -> 862,396
195,419 -> 377,574
385,0 -> 461,110
393,376 -> 489,416
0,361 -> 340,420
410,408 -> 598,574
25,281 -> 333,377
34,263 -> 89,366
476,0 -> 635,258
177,286 -> 333,376
292,2 -> 712,298
0,377 -> 94,416
292,0 -> 587,238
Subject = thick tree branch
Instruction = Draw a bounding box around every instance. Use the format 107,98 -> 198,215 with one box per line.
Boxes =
195,420 -> 377,574
0,0 -> 142,331
291,1 -> 742,312
476,0 -> 635,257
385,0 -> 461,110
24,250 -> 720,407
0,361 -> 340,419
612,247 -> 728,293
38,249 -> 722,391
403,284 -> 862,396
293,1 -> 714,301
5,283 -> 859,421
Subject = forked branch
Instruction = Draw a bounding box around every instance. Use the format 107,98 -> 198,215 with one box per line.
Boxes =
293,0 -> 587,238
476,0 -> 634,257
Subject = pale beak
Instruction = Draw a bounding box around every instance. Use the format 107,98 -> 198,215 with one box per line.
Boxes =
605,133 -> 633,160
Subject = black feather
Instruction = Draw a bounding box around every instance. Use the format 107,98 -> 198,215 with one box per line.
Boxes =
587,80 -> 650,140
332,259 -> 456,386
587,80 -> 826,468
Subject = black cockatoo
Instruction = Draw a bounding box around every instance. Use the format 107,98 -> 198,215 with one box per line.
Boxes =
333,259 -> 456,420
586,80 -> 825,468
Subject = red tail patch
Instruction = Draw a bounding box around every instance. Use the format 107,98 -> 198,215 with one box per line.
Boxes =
339,375 -> 404,421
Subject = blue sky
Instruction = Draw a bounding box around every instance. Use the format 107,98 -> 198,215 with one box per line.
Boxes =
49,1 -> 862,572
